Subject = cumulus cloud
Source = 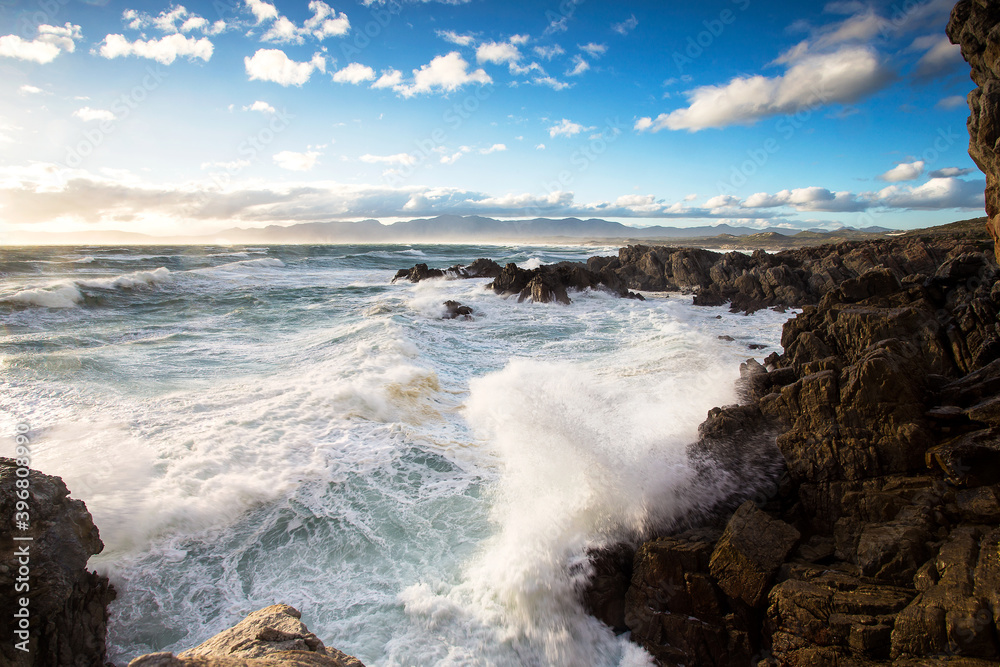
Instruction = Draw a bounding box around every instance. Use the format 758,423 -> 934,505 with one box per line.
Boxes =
637,47 -> 892,132
392,52 -> 491,97
874,176 -> 984,210
612,15 -> 638,36
73,107 -> 116,122
371,69 -> 404,89
98,33 -> 213,64
245,49 -> 325,86
246,0 -> 279,23
0,23 -> 82,64
741,187 -> 866,212
333,62 -> 376,84
879,160 -> 925,182
548,118 -> 594,137
476,41 -> 522,65
274,150 -> 320,171
19,85 -> 43,94
244,100 -> 276,113
304,1 -> 351,39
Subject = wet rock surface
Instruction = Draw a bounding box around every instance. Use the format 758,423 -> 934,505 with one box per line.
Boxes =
0,458 -> 116,667
582,244 -> 1000,665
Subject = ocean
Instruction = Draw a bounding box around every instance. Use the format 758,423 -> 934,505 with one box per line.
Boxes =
0,244 -> 792,666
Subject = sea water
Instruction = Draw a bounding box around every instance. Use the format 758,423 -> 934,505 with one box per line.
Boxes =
0,244 -> 792,666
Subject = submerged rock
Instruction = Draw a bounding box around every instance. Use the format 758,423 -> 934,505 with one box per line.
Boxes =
128,604 -> 364,667
442,300 -> 473,319
0,458 -> 116,667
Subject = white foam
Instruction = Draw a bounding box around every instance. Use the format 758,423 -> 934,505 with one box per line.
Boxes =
79,267 -> 173,290
6,283 -> 83,308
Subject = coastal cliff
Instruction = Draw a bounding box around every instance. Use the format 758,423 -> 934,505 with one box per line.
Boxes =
584,250 -> 1000,664
949,0 -> 1000,261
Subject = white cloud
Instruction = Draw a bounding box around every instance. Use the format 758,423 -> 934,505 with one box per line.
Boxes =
360,153 -> 417,166
928,167 -> 975,178
535,143 -> 545,150
333,62 -> 375,84
911,34 -> 964,80
262,16 -> 303,44
245,49 -> 325,86
937,95 -> 967,110
638,47 -> 892,132
879,160 -> 925,182
567,54 -> 589,76
98,33 -> 213,65
181,16 -> 208,33
0,23 -> 81,64
441,147 -> 471,164
612,15 -> 638,36
533,45 -> 564,60
201,159 -> 252,171
579,42 -> 606,58
304,1 -> 351,39
73,107 -> 116,122
544,16 -> 569,35
533,76 -> 571,91
371,68 -> 404,89
476,41 -> 522,65
19,85 -> 43,95
548,118 -> 593,138
481,143 -> 506,154
274,150 -> 320,171
393,52 -> 491,97
246,0 -> 279,24
437,30 -> 475,46
874,177 -> 984,210
153,6 -> 189,33
244,100 -> 276,113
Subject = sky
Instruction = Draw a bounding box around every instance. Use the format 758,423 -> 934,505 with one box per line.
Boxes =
0,0 -> 986,238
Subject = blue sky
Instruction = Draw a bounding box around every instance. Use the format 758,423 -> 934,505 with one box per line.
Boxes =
0,0 -> 984,237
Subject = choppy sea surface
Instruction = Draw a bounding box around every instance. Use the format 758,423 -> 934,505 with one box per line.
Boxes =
0,244 -> 792,666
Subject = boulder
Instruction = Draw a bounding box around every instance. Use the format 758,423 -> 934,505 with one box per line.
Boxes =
129,605 -> 364,667
441,301 -> 473,319
708,501 -> 800,607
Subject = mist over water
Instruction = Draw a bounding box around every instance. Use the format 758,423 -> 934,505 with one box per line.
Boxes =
0,244 -> 792,666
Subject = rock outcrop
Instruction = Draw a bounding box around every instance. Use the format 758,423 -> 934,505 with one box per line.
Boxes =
129,604 -> 364,667
394,236 -> 990,310
949,0 -> 1000,262
0,458 -> 116,667
584,248 -> 1000,665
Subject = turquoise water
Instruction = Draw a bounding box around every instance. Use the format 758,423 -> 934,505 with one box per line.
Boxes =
0,244 -> 791,666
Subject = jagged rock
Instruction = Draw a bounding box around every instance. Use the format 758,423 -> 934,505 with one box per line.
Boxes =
441,300 -> 473,319
0,458 -> 116,667
129,604 -> 364,667
949,0 -> 1000,260
623,528 -> 756,666
391,263 -> 445,283
580,544 -> 633,633
709,501 -> 800,607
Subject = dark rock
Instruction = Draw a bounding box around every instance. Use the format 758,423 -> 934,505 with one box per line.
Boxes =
0,458 -> 116,667
580,544 -> 633,633
709,501 -> 800,607
441,300 -> 473,319
391,263 -> 445,283
129,604 -> 364,667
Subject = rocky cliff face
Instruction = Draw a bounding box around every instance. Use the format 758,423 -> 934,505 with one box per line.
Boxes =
584,249 -> 1000,664
0,458 -> 116,667
949,0 -> 1000,262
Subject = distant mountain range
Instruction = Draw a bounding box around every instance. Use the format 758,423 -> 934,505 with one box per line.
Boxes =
6,215 -> 893,245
